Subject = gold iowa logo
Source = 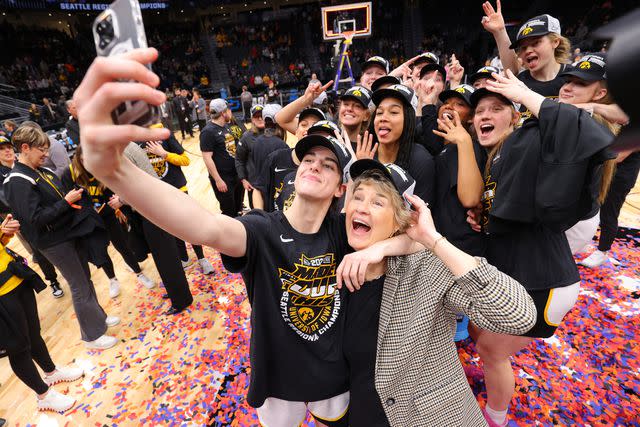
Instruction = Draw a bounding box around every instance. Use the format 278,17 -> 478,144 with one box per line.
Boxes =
455,87 -> 467,94
351,89 -> 363,97
521,27 -> 533,36
579,61 -> 591,69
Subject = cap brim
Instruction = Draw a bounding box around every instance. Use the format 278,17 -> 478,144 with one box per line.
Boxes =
559,69 -> 603,82
371,88 -> 411,107
339,94 -> 368,107
470,88 -> 516,108
349,159 -> 394,184
294,134 -> 339,166
419,63 -> 447,80
439,90 -> 472,106
470,72 -> 493,84
509,31 -> 551,49
371,76 -> 401,92
299,108 -> 325,122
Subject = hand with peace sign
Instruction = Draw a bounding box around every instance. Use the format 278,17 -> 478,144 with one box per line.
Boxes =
481,0 -> 506,34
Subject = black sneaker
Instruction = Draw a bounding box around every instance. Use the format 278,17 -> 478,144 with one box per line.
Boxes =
51,282 -> 64,298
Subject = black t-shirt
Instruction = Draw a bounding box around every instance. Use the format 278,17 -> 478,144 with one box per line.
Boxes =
253,148 -> 297,212
199,122 -> 238,179
481,149 -> 579,291
250,133 -> 289,186
517,64 -> 568,122
140,135 -> 188,190
404,144 -> 436,207
221,210 -> 351,407
344,275 -> 390,427
433,142 -> 487,256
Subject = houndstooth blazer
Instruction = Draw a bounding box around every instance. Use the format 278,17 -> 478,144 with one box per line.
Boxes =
375,250 -> 536,427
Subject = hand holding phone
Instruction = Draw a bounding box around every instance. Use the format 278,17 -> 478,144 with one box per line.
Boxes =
92,0 -> 160,127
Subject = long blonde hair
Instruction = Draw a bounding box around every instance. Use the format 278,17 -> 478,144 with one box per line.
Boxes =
547,33 -> 572,64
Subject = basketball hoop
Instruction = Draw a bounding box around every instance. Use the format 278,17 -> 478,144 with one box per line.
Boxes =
341,30 -> 355,46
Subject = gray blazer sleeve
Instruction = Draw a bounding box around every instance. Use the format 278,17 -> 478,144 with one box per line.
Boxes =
46,140 -> 71,177
443,258 -> 537,335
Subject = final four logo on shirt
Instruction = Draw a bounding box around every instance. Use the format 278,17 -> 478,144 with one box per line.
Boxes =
278,253 -> 341,341
224,132 -> 237,157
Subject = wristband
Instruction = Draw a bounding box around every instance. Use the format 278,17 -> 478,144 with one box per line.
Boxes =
66,199 -> 82,209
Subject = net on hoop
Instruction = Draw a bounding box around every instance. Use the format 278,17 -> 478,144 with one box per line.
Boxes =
341,30 -> 355,46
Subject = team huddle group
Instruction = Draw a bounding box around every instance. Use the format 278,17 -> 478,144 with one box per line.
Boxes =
1,1 -> 638,426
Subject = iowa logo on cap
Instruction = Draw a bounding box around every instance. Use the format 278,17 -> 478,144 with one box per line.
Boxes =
351,89 -> 363,97
521,27 -> 533,36
455,87 -> 467,94
579,61 -> 591,69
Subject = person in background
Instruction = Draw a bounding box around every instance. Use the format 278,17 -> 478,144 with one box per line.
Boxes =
1,120 -> 17,139
0,214 -> 85,413
240,85 -> 253,123
172,88 -> 193,140
65,100 -> 80,146
235,105 -> 265,209
360,56 -> 390,91
200,99 -> 243,217
19,122 -> 69,178
5,126 -> 119,350
0,136 -> 63,299
190,89 -> 207,132
142,125 -> 215,275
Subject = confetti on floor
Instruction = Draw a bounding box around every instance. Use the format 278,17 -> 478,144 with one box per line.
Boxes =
14,228 -> 640,426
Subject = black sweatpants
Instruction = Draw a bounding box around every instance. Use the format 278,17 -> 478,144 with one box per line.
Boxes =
177,114 -> 193,139
598,153 -> 640,251
140,217 -> 193,310
103,213 -> 142,274
209,176 -> 244,218
1,284 -> 56,394
32,248 -> 58,284
176,238 -> 205,262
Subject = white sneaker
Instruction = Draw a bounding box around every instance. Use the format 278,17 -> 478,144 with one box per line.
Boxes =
137,273 -> 155,289
181,259 -> 193,269
84,334 -> 118,350
37,388 -> 76,413
109,278 -> 121,299
580,250 -> 609,268
105,316 -> 120,327
198,258 -> 214,275
44,365 -> 84,386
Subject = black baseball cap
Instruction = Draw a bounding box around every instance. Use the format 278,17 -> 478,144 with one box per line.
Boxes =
371,75 -> 401,93
510,14 -> 562,49
413,52 -> 440,68
362,56 -> 390,74
419,62 -> 447,81
372,84 -> 414,108
439,84 -> 475,107
298,107 -> 326,122
349,159 -> 416,208
559,53 -> 607,82
470,88 -> 520,110
308,120 -> 341,138
470,66 -> 500,85
250,104 -> 264,116
294,134 -> 353,183
340,86 -> 372,108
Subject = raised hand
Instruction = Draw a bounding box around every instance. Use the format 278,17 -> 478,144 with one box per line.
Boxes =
481,0 -> 506,34
145,140 -> 168,158
74,48 -> 170,180
485,69 -> 530,103
447,54 -> 465,87
432,110 -> 472,146
404,194 -> 441,249
355,131 -> 378,160
304,80 -> 334,103
414,78 -> 438,106
389,54 -> 422,78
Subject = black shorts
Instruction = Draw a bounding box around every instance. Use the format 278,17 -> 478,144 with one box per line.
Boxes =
522,282 -> 580,338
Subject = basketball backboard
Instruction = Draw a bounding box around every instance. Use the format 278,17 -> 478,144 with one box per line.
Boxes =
321,2 -> 372,41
